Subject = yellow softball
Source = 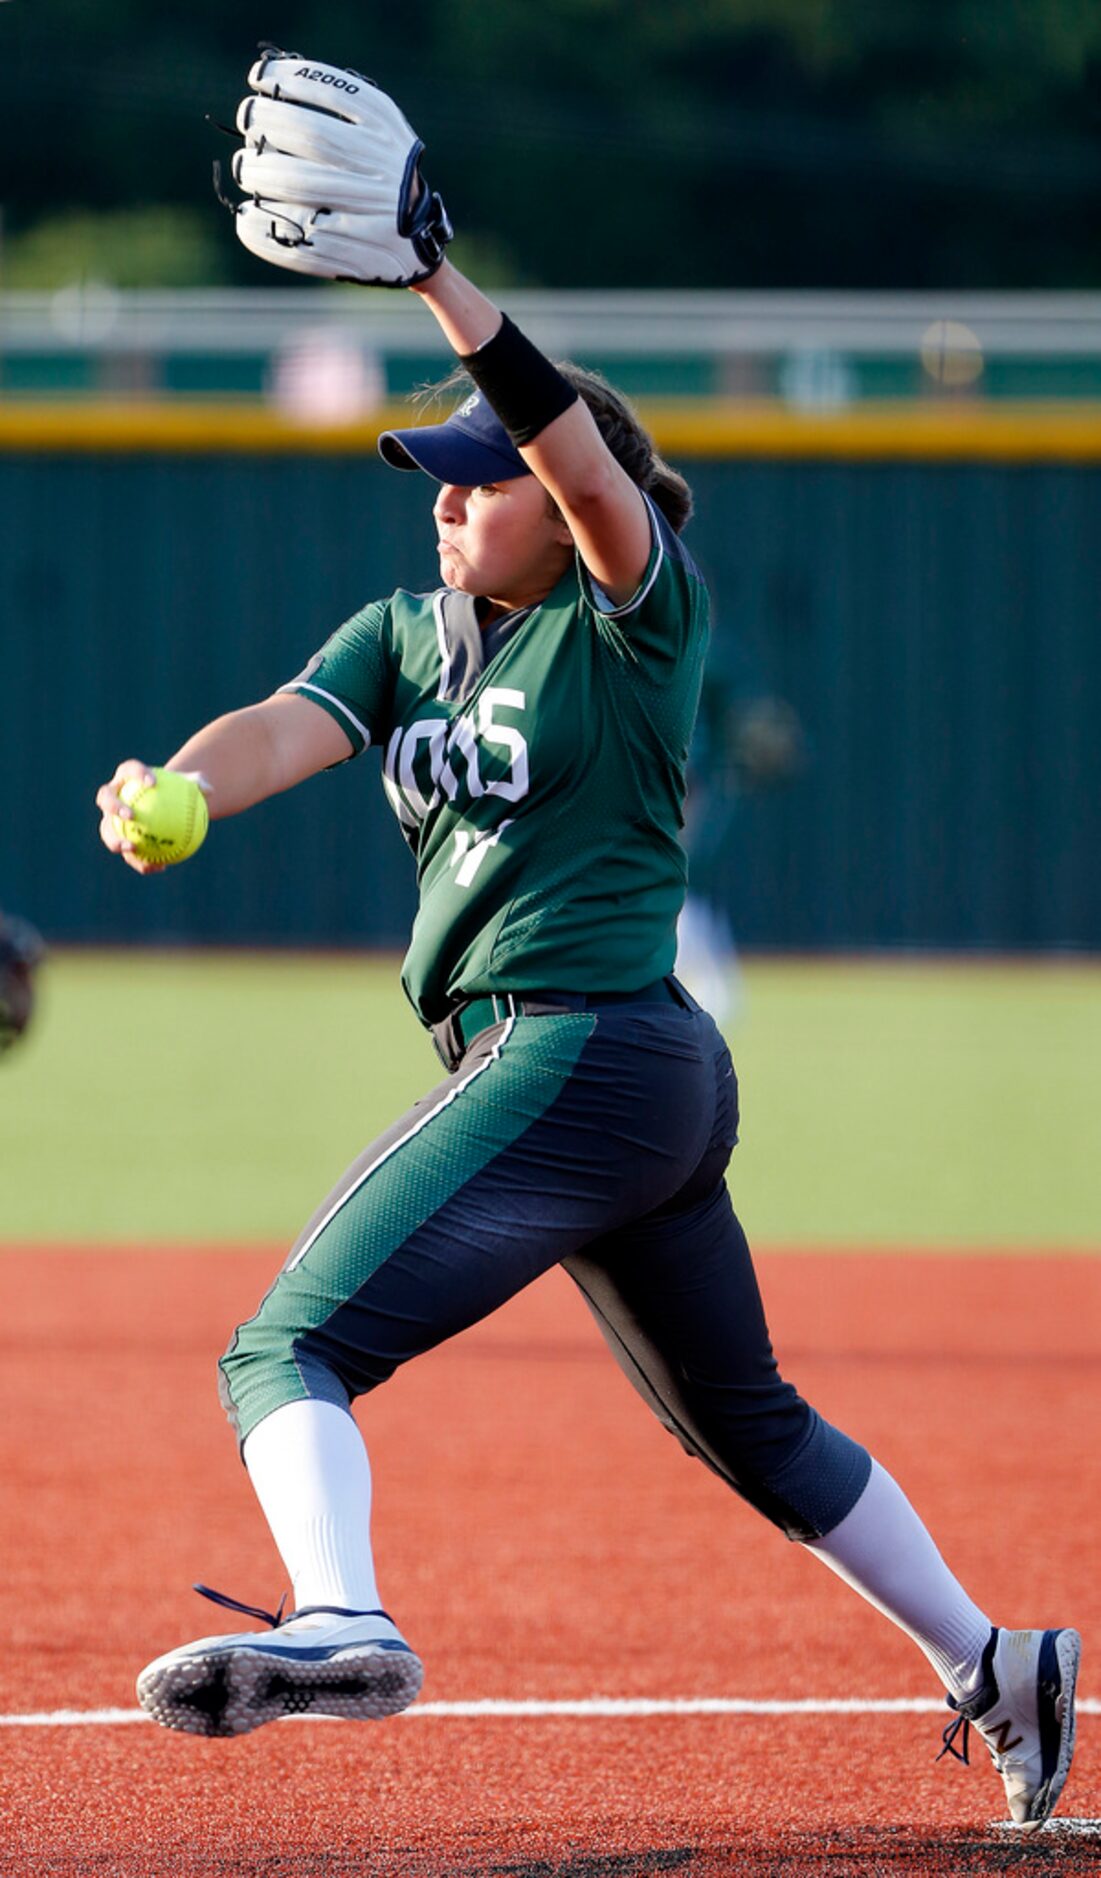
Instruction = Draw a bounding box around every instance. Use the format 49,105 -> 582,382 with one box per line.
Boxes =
116,768 -> 209,866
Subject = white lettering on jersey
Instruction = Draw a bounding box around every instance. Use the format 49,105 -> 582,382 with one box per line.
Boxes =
399,718 -> 448,821
384,691 -> 529,830
478,689 -> 529,802
440,713 -> 483,801
382,728 -> 417,830
450,819 -> 514,888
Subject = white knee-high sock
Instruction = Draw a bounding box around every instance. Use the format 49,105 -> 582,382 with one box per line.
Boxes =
242,1398 -> 382,1613
805,1459 -> 993,1702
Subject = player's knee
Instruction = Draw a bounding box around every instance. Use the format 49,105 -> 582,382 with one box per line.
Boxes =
730,1409 -> 872,1542
682,1380 -> 871,1542
217,1319 -> 351,1448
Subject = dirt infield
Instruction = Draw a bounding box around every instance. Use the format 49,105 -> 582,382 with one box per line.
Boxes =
0,1248 -> 1097,1876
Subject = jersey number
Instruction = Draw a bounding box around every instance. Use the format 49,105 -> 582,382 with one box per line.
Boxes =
383,688 -> 530,889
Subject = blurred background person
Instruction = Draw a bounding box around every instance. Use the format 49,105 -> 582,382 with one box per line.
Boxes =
0,911 -> 44,1056
677,646 -> 806,1026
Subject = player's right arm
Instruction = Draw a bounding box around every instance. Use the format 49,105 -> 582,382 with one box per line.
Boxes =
96,693 -> 352,874
411,263 -> 652,609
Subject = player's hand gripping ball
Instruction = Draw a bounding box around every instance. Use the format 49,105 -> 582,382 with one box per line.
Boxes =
114,769 -> 209,866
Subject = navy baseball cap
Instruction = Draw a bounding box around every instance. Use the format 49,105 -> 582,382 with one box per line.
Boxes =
378,391 -> 528,484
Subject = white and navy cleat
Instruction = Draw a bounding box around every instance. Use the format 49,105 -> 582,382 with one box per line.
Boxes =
939,1626 -> 1081,1829
137,1584 -> 423,1738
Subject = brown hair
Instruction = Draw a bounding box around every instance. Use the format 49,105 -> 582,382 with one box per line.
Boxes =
562,362 -> 694,534
422,360 -> 694,535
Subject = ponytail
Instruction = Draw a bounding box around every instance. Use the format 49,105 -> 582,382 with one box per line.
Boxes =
555,362 -> 694,535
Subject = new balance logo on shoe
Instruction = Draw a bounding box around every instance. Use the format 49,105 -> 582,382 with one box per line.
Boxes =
986,1718 -> 1025,1757
938,1627 -> 1081,1830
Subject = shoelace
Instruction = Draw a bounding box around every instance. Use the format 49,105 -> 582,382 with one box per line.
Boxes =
937,1713 -> 971,1766
936,1629 -> 1000,1772
193,1582 -> 395,1628
194,1583 -> 287,1628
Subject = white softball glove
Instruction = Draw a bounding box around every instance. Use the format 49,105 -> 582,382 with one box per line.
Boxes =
221,47 -> 453,287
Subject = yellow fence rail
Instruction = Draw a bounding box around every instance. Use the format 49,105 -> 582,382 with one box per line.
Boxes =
0,398 -> 1099,460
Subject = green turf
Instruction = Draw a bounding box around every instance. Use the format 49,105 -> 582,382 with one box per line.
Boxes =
2,950 -> 1098,1249
730,959 -> 1100,1250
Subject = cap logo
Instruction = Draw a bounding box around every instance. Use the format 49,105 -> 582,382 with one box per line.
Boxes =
457,393 -> 481,419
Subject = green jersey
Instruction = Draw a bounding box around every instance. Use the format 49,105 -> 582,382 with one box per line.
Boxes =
282,498 -> 710,1026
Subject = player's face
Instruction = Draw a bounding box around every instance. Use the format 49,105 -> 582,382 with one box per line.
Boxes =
433,476 -> 573,610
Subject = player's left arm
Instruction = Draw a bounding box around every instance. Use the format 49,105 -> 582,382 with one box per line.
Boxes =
217,53 -> 649,606
411,262 -> 652,607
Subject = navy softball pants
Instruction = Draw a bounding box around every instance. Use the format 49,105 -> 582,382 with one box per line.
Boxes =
219,995 -> 870,1542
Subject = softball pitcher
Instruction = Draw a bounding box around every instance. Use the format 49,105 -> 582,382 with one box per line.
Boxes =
95,50 -> 1077,1829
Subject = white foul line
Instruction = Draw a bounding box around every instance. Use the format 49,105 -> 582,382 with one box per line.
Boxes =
1,1695 -> 1099,1729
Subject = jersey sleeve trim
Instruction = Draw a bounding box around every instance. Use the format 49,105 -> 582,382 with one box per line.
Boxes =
277,680 -> 372,754
581,493 -> 665,620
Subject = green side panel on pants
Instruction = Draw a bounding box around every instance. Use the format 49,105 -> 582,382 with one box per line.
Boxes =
220,1013 -> 596,1440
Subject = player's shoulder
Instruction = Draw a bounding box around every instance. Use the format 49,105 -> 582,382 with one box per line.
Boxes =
339,586 -> 431,623
650,499 -> 706,586
387,585 -> 445,610
380,586 -> 451,633
585,496 -> 708,632
334,588 -> 446,660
